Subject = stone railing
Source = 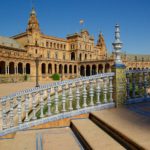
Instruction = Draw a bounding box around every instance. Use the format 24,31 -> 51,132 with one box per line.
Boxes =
126,69 -> 150,103
0,73 -> 115,136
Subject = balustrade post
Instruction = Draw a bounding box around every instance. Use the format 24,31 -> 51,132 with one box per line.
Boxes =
32,93 -> 37,120
126,73 -> 130,99
138,72 -> 143,97
40,91 -> 44,118
109,76 -> 113,102
54,87 -> 59,114
1,99 -> 7,129
62,85 -> 66,112
17,96 -> 22,125
68,83 -> 73,111
47,88 -> 52,116
83,81 -> 87,108
103,77 -> 108,103
96,78 -> 101,105
76,82 -> 80,109
24,94 -> 29,122
89,80 -> 94,106
112,64 -> 126,106
132,73 -> 136,98
144,72 -> 148,98
10,98 -> 14,127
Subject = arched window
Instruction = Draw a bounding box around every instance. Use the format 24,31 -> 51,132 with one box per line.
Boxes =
41,63 -> 46,74
18,62 -> 23,74
71,52 -> 75,60
64,65 -> 67,74
0,61 -> 5,74
26,63 -> 30,74
69,65 -> 72,74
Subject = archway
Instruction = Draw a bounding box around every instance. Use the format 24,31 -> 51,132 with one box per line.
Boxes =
80,65 -> 85,76
9,62 -> 14,74
98,64 -> 103,73
86,65 -> 90,76
18,62 -> 23,74
92,65 -> 96,75
48,63 -> 52,74
59,64 -> 63,74
26,63 -> 30,74
105,63 -> 110,73
41,63 -> 46,74
0,61 -> 5,74
74,65 -> 77,74
69,65 -> 72,74
64,64 -> 67,74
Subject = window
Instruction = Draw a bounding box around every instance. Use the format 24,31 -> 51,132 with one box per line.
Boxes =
46,42 -> 49,47
35,49 -> 38,54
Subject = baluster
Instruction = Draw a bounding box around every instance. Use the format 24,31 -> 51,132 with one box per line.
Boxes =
47,88 -> 52,116
1,99 -> 7,129
144,72 -> 148,98
54,87 -> 59,114
10,98 -> 14,127
96,78 -> 101,105
40,91 -> 44,118
32,93 -> 37,120
17,96 -> 22,125
62,85 -> 66,112
126,73 -> 130,99
83,81 -> 87,108
89,80 -> 94,106
109,76 -> 113,102
103,77 -> 108,103
138,72 -> 143,97
132,73 -> 136,98
68,83 -> 73,111
76,82 -> 80,109
24,94 -> 29,122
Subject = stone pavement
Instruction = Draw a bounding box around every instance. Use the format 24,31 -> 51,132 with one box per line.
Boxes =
0,81 -> 53,98
92,102 -> 150,149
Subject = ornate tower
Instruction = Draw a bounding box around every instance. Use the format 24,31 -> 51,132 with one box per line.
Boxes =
97,32 -> 107,58
112,24 -> 123,65
27,7 -> 40,33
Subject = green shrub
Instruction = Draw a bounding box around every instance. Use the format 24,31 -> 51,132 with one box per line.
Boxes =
51,73 -> 60,80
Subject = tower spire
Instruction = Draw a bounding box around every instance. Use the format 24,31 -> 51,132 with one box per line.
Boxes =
112,24 -> 123,65
26,7 -> 40,33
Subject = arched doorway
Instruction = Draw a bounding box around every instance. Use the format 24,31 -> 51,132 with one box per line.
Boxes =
74,65 -> 77,74
86,65 -> 90,76
41,63 -> 46,74
9,62 -> 14,74
59,64 -> 63,74
26,63 -> 30,74
92,65 -> 96,75
48,63 -> 52,74
69,65 -> 72,74
80,65 -> 85,76
71,52 -> 75,60
0,61 -> 5,74
64,64 -> 67,74
18,62 -> 23,74
105,63 -> 110,72
98,64 -> 103,73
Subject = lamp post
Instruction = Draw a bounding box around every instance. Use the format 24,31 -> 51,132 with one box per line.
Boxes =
35,57 -> 39,87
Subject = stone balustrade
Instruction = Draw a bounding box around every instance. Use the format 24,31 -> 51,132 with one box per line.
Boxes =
126,69 -> 150,103
0,73 -> 115,134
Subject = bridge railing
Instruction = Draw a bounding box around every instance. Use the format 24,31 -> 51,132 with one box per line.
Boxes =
126,69 -> 150,103
0,73 -> 115,134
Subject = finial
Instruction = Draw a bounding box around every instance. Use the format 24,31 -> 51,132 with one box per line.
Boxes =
30,7 -> 36,16
112,24 -> 123,65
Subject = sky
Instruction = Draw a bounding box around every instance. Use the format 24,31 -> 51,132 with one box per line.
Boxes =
0,0 -> 150,54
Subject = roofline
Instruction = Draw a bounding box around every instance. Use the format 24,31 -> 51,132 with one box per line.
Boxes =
0,45 -> 26,52
11,32 -> 27,39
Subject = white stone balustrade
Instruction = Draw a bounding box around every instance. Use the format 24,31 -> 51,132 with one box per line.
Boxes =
0,73 -> 115,132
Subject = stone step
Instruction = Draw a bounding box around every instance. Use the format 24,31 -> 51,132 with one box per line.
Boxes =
71,118 -> 124,150
0,127 -> 82,150
90,108 -> 150,149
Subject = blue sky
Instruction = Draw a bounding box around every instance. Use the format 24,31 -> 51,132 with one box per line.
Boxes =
0,0 -> 150,54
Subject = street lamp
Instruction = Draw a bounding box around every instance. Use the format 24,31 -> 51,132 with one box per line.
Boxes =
35,57 -> 39,87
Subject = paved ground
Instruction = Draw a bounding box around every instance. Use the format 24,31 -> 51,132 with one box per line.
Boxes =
0,127 -> 81,150
92,101 -> 150,149
0,81 -> 54,98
